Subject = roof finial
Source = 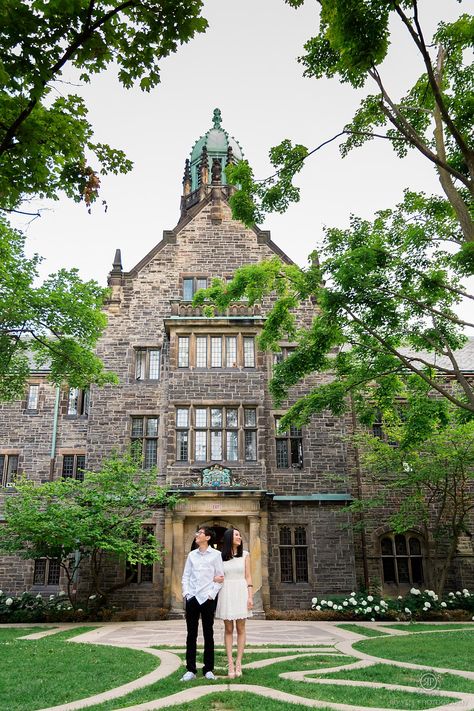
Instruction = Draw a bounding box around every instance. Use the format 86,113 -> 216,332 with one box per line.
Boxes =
112,248 -> 123,273
108,248 -> 123,288
200,146 -> 209,185
182,158 -> 191,195
212,108 -> 222,129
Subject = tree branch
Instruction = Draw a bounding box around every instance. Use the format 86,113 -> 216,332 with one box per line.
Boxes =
431,48 -> 474,242
255,129 -> 405,184
0,207 -> 42,218
389,289 -> 474,329
410,268 -> 474,302
434,328 -> 474,407
368,66 -> 470,189
341,305 -> 474,411
0,0 -> 139,157
392,0 -> 474,176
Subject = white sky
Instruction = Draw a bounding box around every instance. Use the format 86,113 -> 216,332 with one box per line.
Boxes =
14,0 -> 468,294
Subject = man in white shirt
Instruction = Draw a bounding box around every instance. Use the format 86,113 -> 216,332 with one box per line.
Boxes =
181,526 -> 224,681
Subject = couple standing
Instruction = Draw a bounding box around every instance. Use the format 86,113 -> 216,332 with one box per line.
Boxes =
181,526 -> 254,681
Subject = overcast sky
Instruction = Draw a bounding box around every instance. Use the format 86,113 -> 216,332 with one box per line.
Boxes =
14,0 -> 466,293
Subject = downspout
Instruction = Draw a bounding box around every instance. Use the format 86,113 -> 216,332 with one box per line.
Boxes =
49,385 -> 60,479
350,395 -> 370,590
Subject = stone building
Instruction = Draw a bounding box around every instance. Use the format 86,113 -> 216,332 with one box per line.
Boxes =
1,110 -> 473,613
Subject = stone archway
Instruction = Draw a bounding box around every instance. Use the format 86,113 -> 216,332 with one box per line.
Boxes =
164,495 -> 268,617
188,523 -> 229,552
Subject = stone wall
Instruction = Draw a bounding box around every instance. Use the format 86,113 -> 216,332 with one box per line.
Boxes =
2,192 -> 470,612
267,502 -> 356,610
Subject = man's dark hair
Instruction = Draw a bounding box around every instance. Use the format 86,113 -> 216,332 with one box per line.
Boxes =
200,526 -> 215,544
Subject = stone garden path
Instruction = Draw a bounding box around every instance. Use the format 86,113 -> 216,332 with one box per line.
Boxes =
14,620 -> 474,711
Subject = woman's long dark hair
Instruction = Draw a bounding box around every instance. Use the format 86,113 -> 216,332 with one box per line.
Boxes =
221,527 -> 243,562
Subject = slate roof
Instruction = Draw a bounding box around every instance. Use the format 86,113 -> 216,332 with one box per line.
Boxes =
399,338 -> 474,373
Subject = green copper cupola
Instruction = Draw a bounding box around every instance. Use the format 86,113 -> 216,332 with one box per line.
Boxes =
187,108 -> 244,192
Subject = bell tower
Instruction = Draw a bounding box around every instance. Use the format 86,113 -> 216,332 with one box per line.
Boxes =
179,108 -> 244,219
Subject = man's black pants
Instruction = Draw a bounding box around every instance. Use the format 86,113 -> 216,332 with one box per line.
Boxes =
185,596 -> 216,674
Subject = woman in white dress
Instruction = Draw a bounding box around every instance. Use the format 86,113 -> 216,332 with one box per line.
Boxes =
214,527 -> 253,678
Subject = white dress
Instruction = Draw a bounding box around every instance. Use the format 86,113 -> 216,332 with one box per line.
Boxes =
215,550 -> 252,620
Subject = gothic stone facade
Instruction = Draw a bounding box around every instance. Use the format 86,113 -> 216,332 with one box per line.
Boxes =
1,118 -> 473,613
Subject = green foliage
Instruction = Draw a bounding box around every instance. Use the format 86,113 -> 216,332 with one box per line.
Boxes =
312,588 -> 474,620
0,1 -> 209,399
302,0 -> 390,85
197,190 -> 474,420
0,451 -> 179,604
0,590 -> 84,622
227,140 -> 308,228
353,413 -> 474,593
0,0 -> 207,209
229,2 -> 473,247
0,218 -> 117,399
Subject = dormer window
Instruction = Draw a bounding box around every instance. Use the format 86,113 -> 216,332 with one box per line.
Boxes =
182,277 -> 208,301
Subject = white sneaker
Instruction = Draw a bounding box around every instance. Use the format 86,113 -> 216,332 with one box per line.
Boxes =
204,671 -> 216,680
180,671 -> 196,681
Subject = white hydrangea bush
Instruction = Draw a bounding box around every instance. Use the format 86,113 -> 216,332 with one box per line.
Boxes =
310,588 -> 473,620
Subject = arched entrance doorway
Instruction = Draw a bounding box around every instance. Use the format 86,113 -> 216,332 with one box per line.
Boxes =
189,525 -> 227,552
165,499 -> 268,618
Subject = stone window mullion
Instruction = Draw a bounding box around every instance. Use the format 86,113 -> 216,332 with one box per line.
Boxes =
131,416 -> 159,469
380,533 -> 424,587
279,526 -> 308,583
275,416 -> 303,469
178,336 -> 190,368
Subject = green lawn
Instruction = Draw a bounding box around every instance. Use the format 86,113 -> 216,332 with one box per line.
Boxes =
383,623 -> 474,633
355,629 -> 474,671
86,653 -> 452,710
148,692 -> 335,711
336,623 -> 389,637
0,627 -> 159,711
1,626 -> 472,711
309,662 -> 474,694
86,655 -> 355,710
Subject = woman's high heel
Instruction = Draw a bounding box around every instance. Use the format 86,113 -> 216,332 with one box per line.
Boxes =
235,663 -> 242,678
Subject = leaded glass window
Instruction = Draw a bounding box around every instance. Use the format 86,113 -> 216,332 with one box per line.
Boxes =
279,526 -> 308,583
380,533 -> 424,587
131,416 -> 159,469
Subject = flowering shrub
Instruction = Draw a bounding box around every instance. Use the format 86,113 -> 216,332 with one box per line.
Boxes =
310,588 -> 474,621
0,590 -> 116,622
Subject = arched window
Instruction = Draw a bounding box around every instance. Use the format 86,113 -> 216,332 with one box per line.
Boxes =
380,533 -> 424,587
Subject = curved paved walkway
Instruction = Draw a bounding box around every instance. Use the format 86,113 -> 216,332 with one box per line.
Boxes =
11,620 -> 474,711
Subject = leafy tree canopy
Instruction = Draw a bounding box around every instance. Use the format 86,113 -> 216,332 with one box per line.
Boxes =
195,188 -> 474,421
0,218 -> 117,399
228,1 -> 473,244
352,404 -> 474,594
208,1 -> 474,421
0,451 -> 178,604
0,1 -> 207,398
0,0 -> 207,210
